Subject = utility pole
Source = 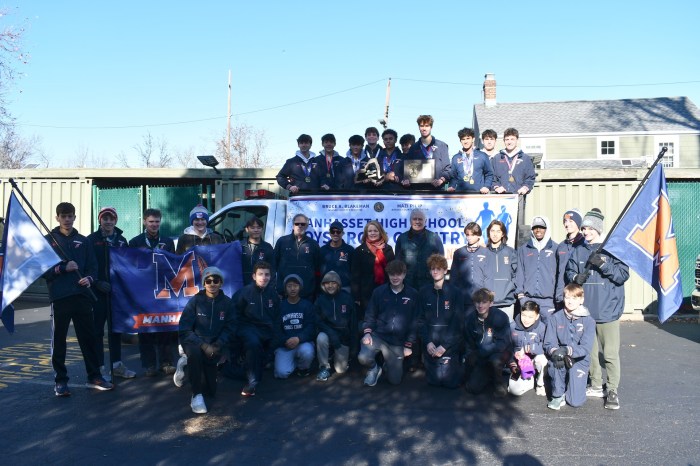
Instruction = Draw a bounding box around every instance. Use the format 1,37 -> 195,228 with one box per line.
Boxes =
227,70 -> 232,159
379,77 -> 391,129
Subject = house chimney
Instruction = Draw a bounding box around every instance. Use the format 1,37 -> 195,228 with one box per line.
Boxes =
483,73 -> 496,107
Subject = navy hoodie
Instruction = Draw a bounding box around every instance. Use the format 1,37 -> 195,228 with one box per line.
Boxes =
43,227 -> 97,302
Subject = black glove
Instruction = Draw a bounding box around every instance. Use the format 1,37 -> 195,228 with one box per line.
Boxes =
587,253 -> 605,268
94,281 -> 112,293
551,347 -> 568,369
573,271 -> 590,285
564,355 -> 574,370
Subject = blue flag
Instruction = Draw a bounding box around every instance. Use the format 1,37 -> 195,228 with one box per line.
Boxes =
1,192 -> 62,333
109,242 -> 243,333
604,165 -> 683,323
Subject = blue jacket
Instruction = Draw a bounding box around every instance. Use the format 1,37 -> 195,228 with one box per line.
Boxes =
554,233 -> 585,303
377,148 -> 406,192
449,245 -> 491,304
395,229 -> 444,290
447,150 -> 494,193
416,283 -> 464,356
404,136 -> 451,189
274,233 -> 321,298
486,243 -> 517,307
565,242 -> 630,323
515,238 -> 559,300
509,315 -> 546,357
464,307 -> 512,360
241,240 -> 275,286
491,150 -> 536,193
312,152 -> 352,191
276,153 -> 319,192
43,227 -> 97,302
179,290 -> 236,347
314,290 -> 354,348
363,283 -> 418,348
233,282 -> 280,333
319,241 -> 354,291
275,298 -> 317,348
543,308 -> 595,361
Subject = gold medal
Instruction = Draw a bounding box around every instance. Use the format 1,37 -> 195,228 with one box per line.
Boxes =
509,175 -> 515,183
305,176 -> 311,183
469,178 -> 475,184
326,173 -> 331,178
463,175 -> 469,182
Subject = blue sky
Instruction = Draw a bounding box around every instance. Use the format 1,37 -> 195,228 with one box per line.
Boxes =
6,1 -> 700,168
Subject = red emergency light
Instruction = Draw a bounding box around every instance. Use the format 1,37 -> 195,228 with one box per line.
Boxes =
244,189 -> 277,199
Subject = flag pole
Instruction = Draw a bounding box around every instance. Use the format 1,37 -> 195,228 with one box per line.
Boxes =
595,146 -> 668,255
7,178 -> 98,302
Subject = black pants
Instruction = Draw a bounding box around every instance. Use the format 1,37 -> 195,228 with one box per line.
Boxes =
92,295 -> 121,367
51,295 -> 101,384
465,351 -> 511,394
237,324 -> 273,386
139,331 -> 178,368
182,342 -> 218,396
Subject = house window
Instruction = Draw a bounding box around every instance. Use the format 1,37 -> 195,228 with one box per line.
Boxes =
654,135 -> 679,168
597,136 -> 619,159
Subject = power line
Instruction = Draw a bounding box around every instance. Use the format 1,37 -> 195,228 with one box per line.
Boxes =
13,77 -> 699,130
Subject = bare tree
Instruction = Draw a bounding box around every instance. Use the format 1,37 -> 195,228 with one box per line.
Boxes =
174,145 -> 198,168
0,126 -> 39,168
134,132 -> 171,168
116,150 -> 131,168
215,123 -> 269,168
0,8 -> 29,129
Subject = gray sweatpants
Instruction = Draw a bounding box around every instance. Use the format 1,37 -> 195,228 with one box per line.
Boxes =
357,334 -> 405,385
316,332 -> 349,374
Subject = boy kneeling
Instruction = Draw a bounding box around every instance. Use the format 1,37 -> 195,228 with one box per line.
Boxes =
508,301 -> 547,396
178,267 -> 236,414
544,283 -> 595,410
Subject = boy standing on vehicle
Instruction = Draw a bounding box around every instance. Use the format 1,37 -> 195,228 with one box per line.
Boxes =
364,127 -> 382,159
88,207 -> 136,380
447,127 -> 493,194
491,128 -> 536,195
404,115 -> 451,190
276,134 -> 318,194
274,213 -> 321,300
314,133 -> 349,192
44,202 -> 113,396
359,260 -> 418,386
129,208 -> 177,377
478,129 -> 499,158
377,129 -> 407,191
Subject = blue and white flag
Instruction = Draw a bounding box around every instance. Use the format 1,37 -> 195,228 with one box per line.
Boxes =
1,192 -> 62,331
604,165 -> 683,323
110,242 -> 243,333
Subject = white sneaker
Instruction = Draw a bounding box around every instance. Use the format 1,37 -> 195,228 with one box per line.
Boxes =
174,355 -> 188,387
586,386 -> 605,398
535,385 -> 546,396
113,361 -> 136,379
190,394 -> 207,414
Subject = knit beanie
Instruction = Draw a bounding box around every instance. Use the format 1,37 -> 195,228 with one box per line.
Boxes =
562,209 -> 582,228
189,205 -> 210,224
98,206 -> 118,222
581,208 -> 604,234
321,271 -> 342,285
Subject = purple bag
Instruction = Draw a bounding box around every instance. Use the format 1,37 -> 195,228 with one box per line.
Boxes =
517,354 -> 536,379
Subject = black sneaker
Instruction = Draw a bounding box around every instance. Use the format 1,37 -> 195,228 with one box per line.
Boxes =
54,382 -> 71,397
604,389 -> 620,410
296,368 -> 311,377
241,384 -> 256,397
86,377 -> 114,391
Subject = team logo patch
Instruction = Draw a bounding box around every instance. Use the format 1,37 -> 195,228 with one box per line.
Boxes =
219,311 -> 225,321
487,328 -> 493,337
444,300 -> 450,310
341,305 -> 347,313
402,297 -> 411,304
504,257 -> 509,265
268,299 -> 274,308
305,246 -> 310,253
339,252 -> 348,261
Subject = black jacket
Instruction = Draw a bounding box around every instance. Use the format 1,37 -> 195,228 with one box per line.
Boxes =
233,282 -> 280,332
314,290 -> 354,348
351,242 -> 395,311
416,283 -> 464,356
362,284 -> 418,348
129,232 -> 175,252
179,290 -> 236,347
241,239 -> 275,286
43,227 -> 97,301
274,233 -> 321,298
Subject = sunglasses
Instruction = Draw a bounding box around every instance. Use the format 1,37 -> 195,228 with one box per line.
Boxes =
330,229 -> 342,234
204,278 -> 221,285
294,223 -> 307,227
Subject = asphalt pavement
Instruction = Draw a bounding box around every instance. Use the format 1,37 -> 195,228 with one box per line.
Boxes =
0,298 -> 698,466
